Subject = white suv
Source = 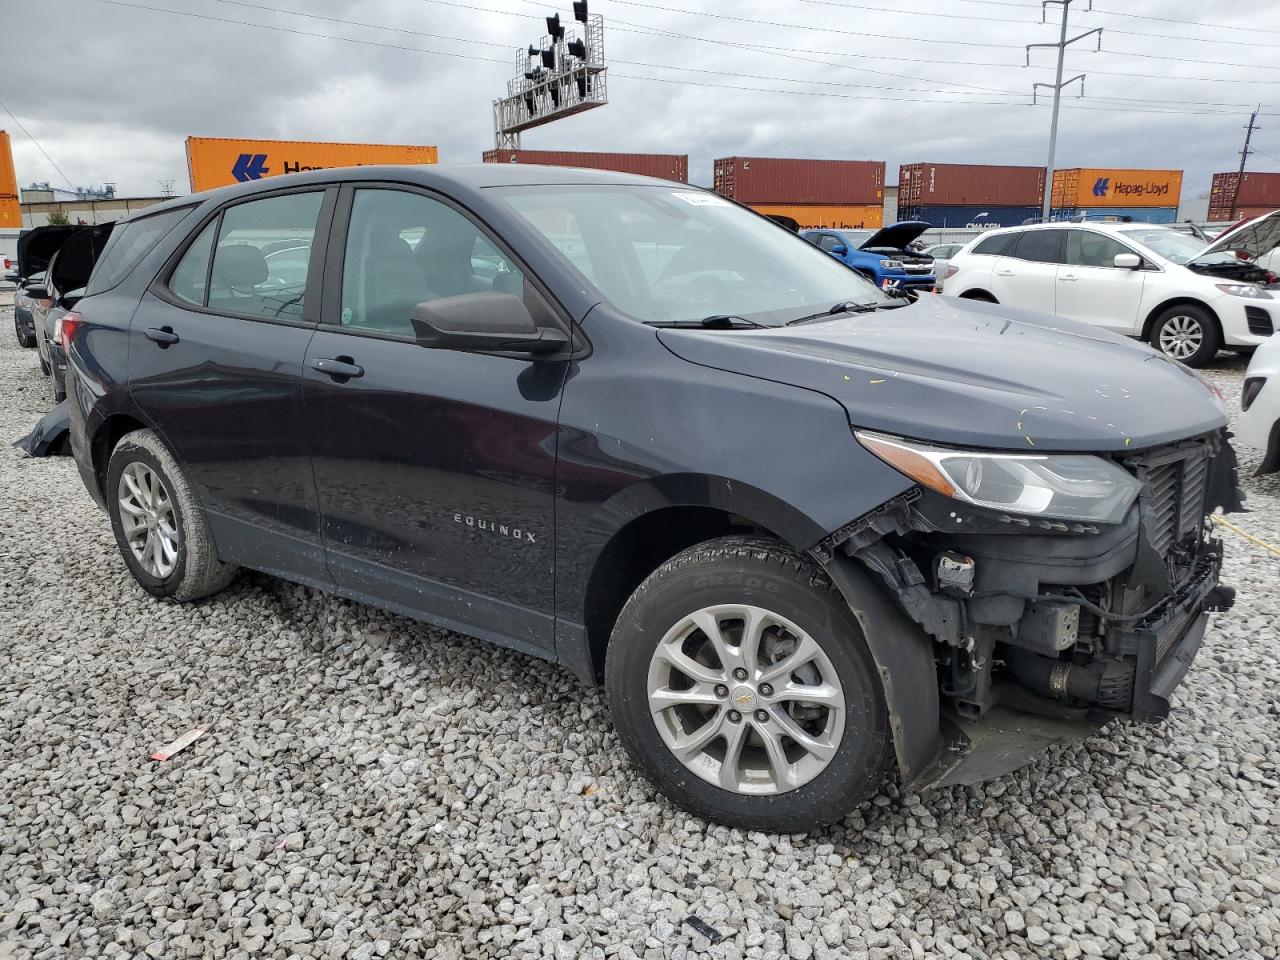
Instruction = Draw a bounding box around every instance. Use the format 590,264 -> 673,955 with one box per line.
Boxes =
938,212 -> 1280,367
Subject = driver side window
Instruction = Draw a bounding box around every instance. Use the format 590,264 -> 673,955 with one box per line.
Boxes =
339,189 -> 526,337
1065,230 -> 1133,268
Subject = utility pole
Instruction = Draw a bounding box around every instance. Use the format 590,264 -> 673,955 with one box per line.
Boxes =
1228,106 -> 1261,220
1028,0 -> 1102,221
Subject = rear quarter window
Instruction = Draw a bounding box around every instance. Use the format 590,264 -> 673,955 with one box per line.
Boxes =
85,206 -> 193,296
971,232 -> 1018,256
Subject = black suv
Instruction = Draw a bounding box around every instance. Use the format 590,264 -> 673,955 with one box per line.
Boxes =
65,165 -> 1239,831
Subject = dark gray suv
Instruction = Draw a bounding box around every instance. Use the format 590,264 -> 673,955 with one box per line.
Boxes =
62,165 -> 1239,830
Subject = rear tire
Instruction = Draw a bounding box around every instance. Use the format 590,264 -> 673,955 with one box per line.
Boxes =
605,536 -> 889,832
106,429 -> 238,601
1150,305 -> 1220,367
15,315 -> 36,349
960,291 -> 997,303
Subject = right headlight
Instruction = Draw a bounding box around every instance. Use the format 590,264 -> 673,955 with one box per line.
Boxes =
856,431 -> 1143,525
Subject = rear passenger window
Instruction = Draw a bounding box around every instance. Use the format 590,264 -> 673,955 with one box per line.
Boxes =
1013,229 -> 1065,264
169,220 -> 217,306
206,192 -> 323,320
86,206 -> 192,296
972,232 -> 1017,256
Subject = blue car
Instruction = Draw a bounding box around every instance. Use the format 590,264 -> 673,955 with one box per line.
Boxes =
802,221 -> 936,293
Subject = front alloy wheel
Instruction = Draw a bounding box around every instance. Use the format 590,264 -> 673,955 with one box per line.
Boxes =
607,536 -> 888,831
1151,305 -> 1220,367
647,604 -> 845,794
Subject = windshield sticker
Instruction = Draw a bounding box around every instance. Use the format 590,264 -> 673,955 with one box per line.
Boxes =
672,192 -> 730,207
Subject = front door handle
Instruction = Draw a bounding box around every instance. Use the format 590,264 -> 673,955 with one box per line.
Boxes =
144,326 -> 179,346
1059,273 -> 1077,282
310,357 -> 364,380
995,268 -> 1014,277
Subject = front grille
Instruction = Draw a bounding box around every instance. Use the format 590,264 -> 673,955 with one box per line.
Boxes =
1245,306 -> 1274,337
1135,447 -> 1210,558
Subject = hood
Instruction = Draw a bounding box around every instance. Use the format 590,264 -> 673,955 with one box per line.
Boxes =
657,296 -> 1226,452
1191,208 -> 1280,263
859,221 -> 931,251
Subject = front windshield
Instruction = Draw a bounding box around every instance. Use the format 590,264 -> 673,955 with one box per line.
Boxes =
1120,227 -> 1230,265
499,185 -> 891,324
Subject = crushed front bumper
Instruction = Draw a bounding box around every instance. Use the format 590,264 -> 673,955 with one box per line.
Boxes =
920,552 -> 1230,789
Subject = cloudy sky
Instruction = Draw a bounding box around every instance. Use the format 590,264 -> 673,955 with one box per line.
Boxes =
3,0 -> 1278,198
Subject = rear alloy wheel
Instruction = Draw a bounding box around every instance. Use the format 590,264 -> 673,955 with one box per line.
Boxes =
106,429 -> 238,601
1151,305 -> 1220,367
606,536 -> 888,831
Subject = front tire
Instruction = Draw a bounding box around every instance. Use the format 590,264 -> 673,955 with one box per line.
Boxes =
1150,305 -> 1220,367
605,536 -> 888,832
106,429 -> 238,601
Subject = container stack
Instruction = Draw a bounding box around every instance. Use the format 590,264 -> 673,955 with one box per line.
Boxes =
897,163 -> 1045,229
712,157 -> 885,229
1050,168 -> 1182,224
1208,172 -> 1280,222
481,149 -> 688,182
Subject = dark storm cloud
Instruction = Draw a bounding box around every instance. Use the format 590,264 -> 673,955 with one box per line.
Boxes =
3,0 -> 1276,197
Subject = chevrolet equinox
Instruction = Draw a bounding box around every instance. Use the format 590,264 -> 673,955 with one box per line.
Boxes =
64,165 -> 1240,831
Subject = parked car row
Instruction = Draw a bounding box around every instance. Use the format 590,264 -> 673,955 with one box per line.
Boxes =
6,222 -> 116,402
936,212 -> 1280,367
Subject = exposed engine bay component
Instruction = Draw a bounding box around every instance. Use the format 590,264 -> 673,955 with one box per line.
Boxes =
1015,599 -> 1079,654
1003,646 -> 1136,712
827,430 -> 1239,728
935,551 -> 975,596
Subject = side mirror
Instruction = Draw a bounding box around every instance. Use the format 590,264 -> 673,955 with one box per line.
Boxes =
60,292 -> 83,309
410,292 -> 569,356
1113,253 -> 1141,270
830,244 -> 848,256
25,284 -> 49,299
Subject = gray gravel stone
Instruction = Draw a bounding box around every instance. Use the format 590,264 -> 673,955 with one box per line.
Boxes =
0,310 -> 1277,959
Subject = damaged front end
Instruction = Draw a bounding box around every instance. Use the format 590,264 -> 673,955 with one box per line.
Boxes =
817,429 -> 1242,789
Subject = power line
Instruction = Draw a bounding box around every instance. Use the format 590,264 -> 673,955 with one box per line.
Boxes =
604,0 -> 1280,72
216,0 -> 1268,110
1085,5 -> 1280,38
604,0 -> 1028,49
69,0 -> 1253,118
0,96 -> 75,190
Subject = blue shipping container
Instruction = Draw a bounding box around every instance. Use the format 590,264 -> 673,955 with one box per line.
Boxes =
1050,206 -> 1178,224
898,204 -> 1041,228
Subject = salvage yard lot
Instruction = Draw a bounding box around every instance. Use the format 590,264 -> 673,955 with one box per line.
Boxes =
1,302 -> 1277,960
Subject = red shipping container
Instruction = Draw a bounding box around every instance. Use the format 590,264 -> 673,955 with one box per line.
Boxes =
899,162 -> 1045,207
481,149 -> 688,182
713,157 -> 884,205
1210,204 -> 1280,222
1210,171 -> 1280,208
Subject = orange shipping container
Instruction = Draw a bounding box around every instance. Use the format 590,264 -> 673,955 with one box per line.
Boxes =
186,136 -> 438,192
1051,168 -> 1182,209
0,131 -> 20,229
747,203 -> 883,230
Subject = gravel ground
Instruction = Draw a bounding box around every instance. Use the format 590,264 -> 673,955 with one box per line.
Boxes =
1,309 -> 1277,960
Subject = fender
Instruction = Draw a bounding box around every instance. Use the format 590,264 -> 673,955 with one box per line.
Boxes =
817,550 -> 942,784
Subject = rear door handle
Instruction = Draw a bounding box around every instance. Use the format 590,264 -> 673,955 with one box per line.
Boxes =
995,269 -> 1014,277
310,357 -> 364,380
144,326 -> 179,346
1059,273 -> 1077,282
